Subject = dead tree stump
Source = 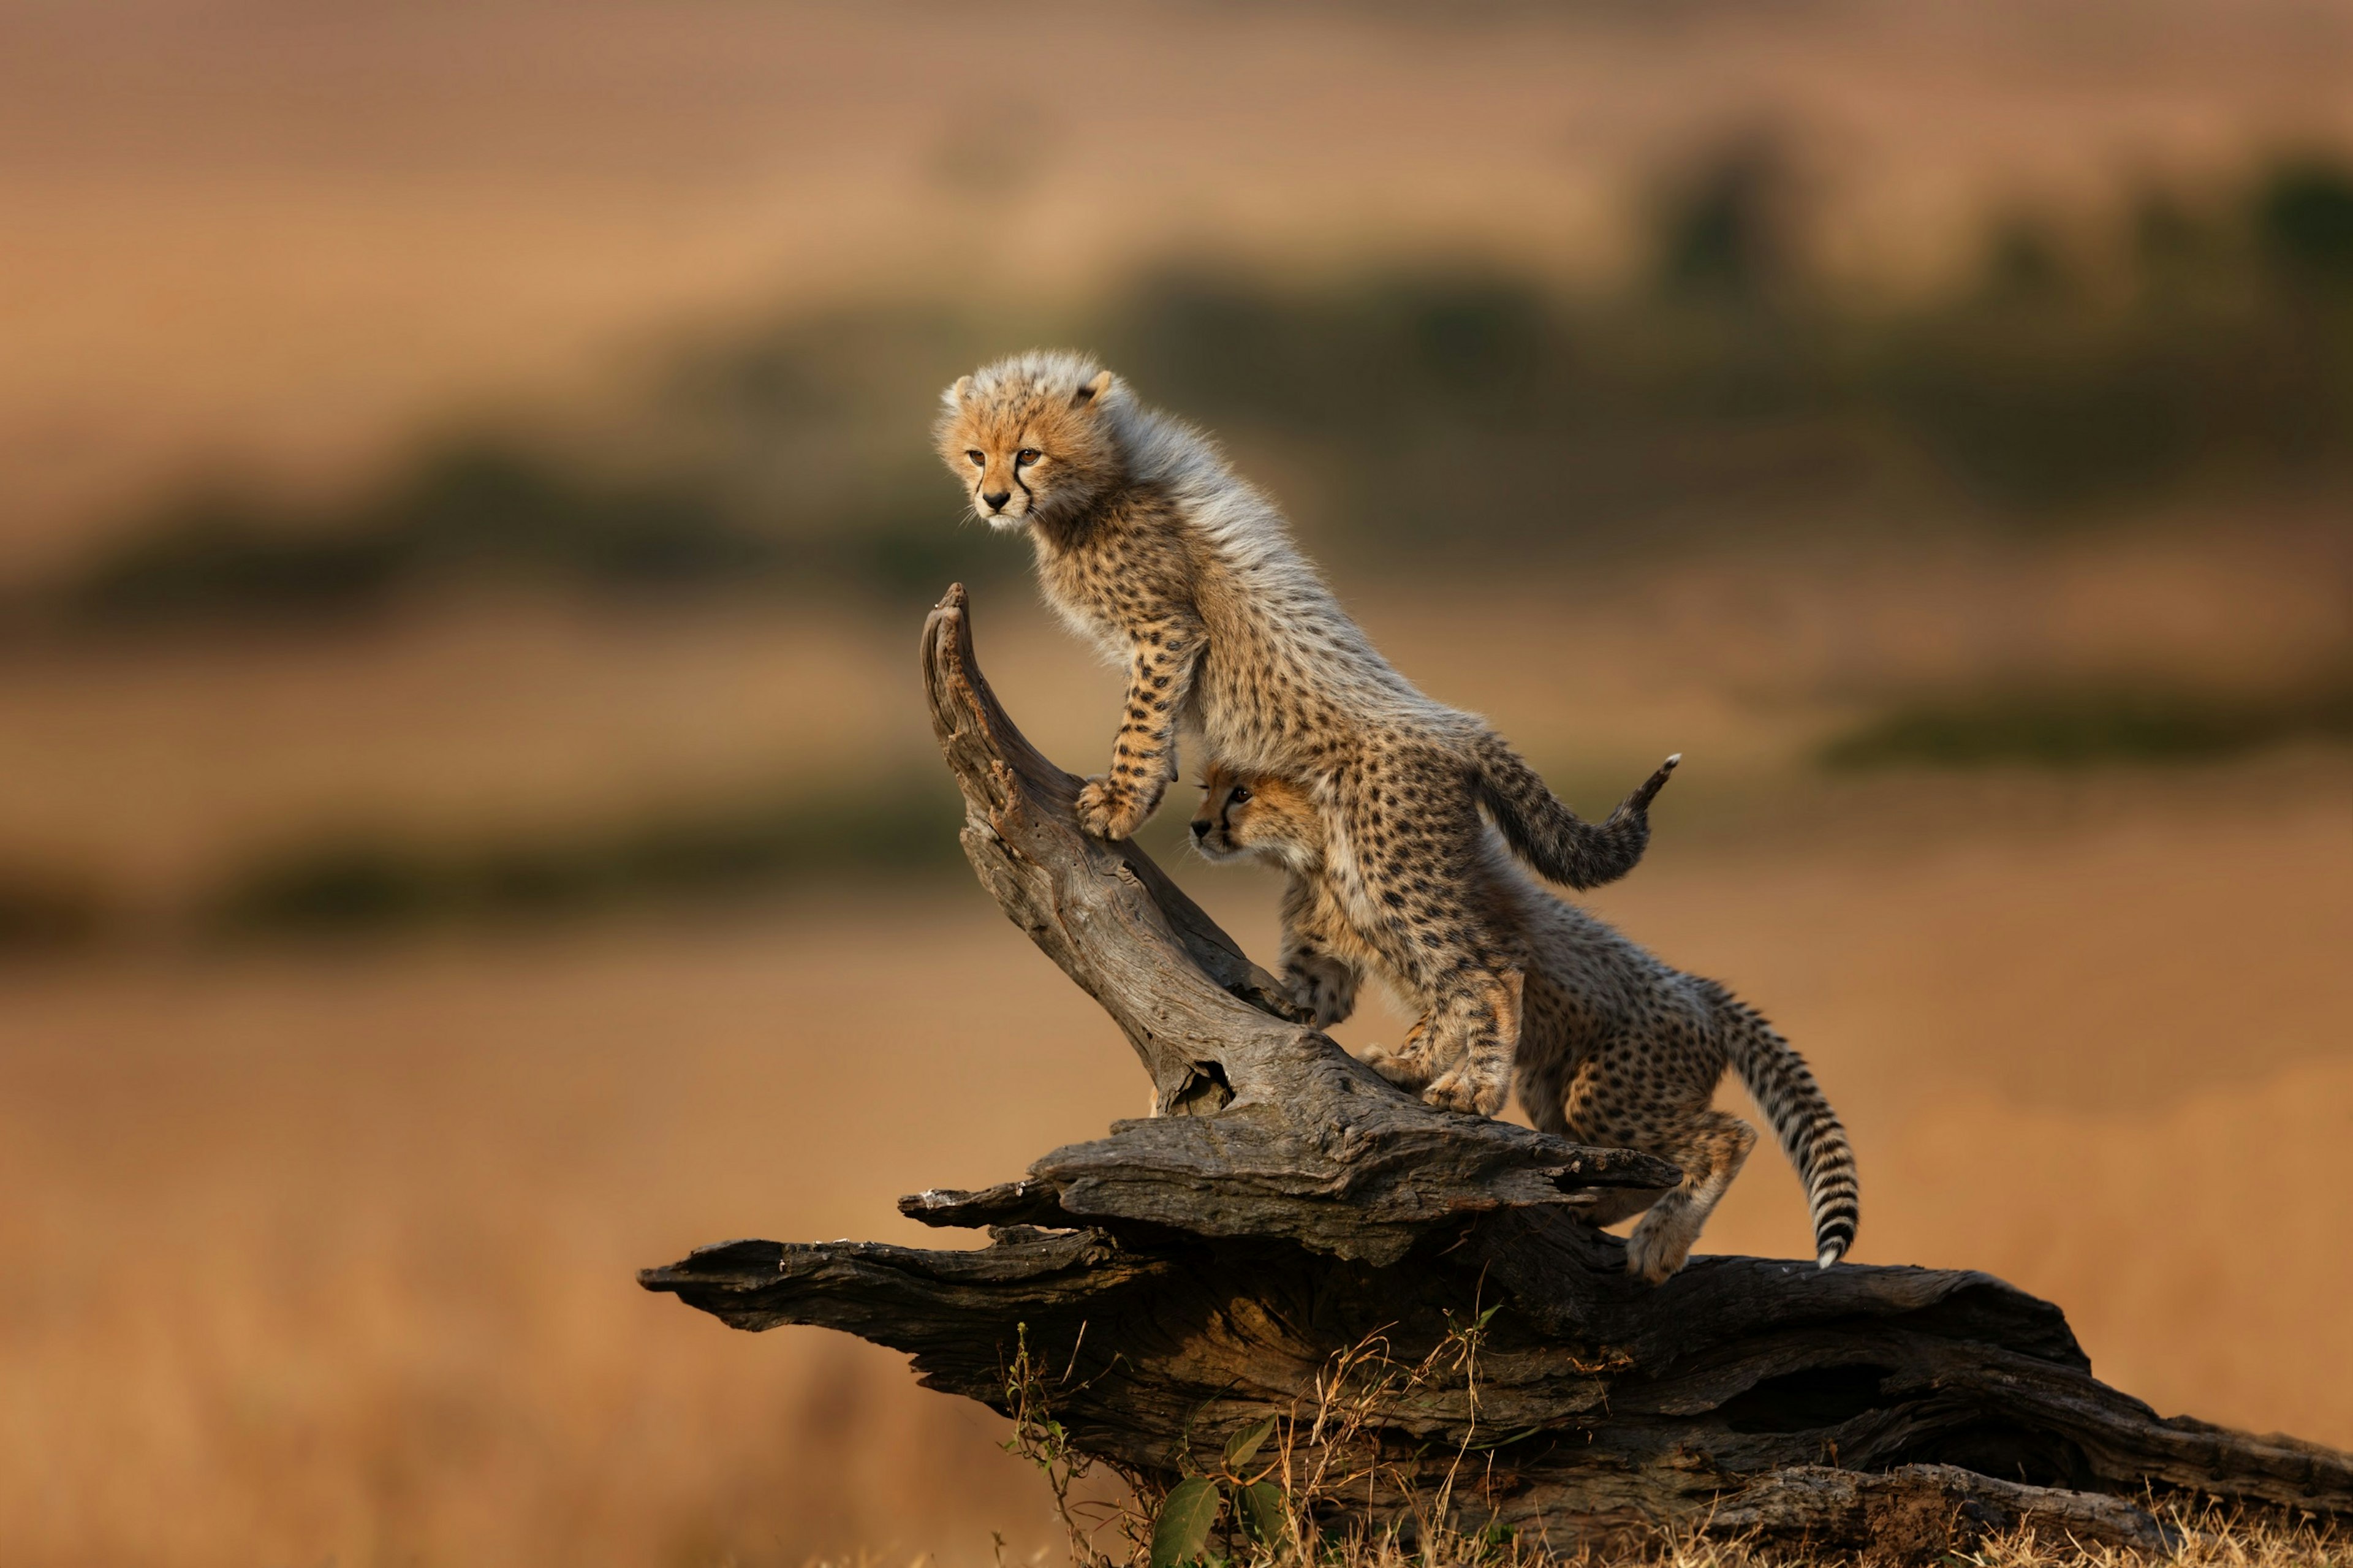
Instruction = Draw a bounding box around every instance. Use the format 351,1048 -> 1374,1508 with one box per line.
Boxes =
643,585 -> 2353,1557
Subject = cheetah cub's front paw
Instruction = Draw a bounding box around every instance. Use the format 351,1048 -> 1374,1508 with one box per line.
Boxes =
1075,776 -> 1153,840
1419,1062 -> 1508,1118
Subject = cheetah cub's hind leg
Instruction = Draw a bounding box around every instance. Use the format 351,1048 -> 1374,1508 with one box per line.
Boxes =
1624,1111 -> 1757,1284
1354,1015 -> 1436,1091
1353,1042 -> 1427,1089
1273,876 -> 1364,1030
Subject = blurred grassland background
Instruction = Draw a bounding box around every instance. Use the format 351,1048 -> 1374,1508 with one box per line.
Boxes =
0,2 -> 2349,1566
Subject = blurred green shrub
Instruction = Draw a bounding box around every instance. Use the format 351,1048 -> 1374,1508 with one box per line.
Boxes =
203,773 -> 967,936
75,445 -> 790,625
70,439 -> 1017,627
1821,678 -> 2353,770
2259,158 -> 2353,287
0,866 -> 112,953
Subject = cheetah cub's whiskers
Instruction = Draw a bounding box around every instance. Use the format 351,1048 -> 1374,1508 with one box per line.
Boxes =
939,350 -> 1673,1118
1192,762 -> 1860,1283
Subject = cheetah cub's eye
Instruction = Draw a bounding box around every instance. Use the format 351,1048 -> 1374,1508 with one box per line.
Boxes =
1015,449 -> 1041,466
964,450 -> 984,467
1229,786 -> 1253,805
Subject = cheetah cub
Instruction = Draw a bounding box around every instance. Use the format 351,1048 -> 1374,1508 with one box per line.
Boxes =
938,350 -> 1675,1116
1192,763 -> 1859,1282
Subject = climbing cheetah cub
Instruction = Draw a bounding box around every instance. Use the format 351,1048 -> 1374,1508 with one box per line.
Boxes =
938,350 -> 1675,1116
1191,763 -> 1859,1283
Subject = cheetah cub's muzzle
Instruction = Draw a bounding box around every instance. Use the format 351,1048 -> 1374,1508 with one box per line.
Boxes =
1188,778 -> 1249,862
1191,765 -> 1324,873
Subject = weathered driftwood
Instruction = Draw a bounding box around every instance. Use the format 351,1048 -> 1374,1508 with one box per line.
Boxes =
644,585 -> 2353,1557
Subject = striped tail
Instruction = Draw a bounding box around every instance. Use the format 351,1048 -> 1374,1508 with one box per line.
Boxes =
1719,996 -> 1859,1268
1474,741 -> 1680,892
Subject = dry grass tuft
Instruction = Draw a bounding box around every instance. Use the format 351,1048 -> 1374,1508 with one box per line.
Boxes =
944,1502 -> 2350,1568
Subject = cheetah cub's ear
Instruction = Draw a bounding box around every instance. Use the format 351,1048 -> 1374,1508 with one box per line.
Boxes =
950,375 -> 972,405
1071,369 -> 1113,408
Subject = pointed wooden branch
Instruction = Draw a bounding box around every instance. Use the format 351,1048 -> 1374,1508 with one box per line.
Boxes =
643,585 -> 2353,1559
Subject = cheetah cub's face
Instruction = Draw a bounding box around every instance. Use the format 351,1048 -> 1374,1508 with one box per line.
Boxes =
936,356 -> 1123,531
1190,763 -> 1324,872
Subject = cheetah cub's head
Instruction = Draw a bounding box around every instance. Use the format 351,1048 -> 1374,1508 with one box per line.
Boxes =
936,350 -> 1126,531
1191,763 -> 1324,873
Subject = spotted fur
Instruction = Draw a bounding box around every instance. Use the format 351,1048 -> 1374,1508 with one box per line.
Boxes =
1192,765 -> 1860,1282
938,350 -> 1673,1115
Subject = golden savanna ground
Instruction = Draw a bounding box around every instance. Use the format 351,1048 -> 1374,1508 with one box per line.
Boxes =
2,768 -> 2346,1567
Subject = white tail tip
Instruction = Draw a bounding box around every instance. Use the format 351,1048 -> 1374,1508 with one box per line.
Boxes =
1816,1246 -> 1843,1270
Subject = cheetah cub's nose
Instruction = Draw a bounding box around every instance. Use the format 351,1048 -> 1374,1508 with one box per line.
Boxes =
1190,819 -> 1211,839
982,490 -> 1012,511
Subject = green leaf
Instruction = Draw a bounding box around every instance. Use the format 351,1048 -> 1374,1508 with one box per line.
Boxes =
1149,1477 -> 1224,1568
1222,1415 -> 1278,1473
1238,1480 -> 1289,1547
